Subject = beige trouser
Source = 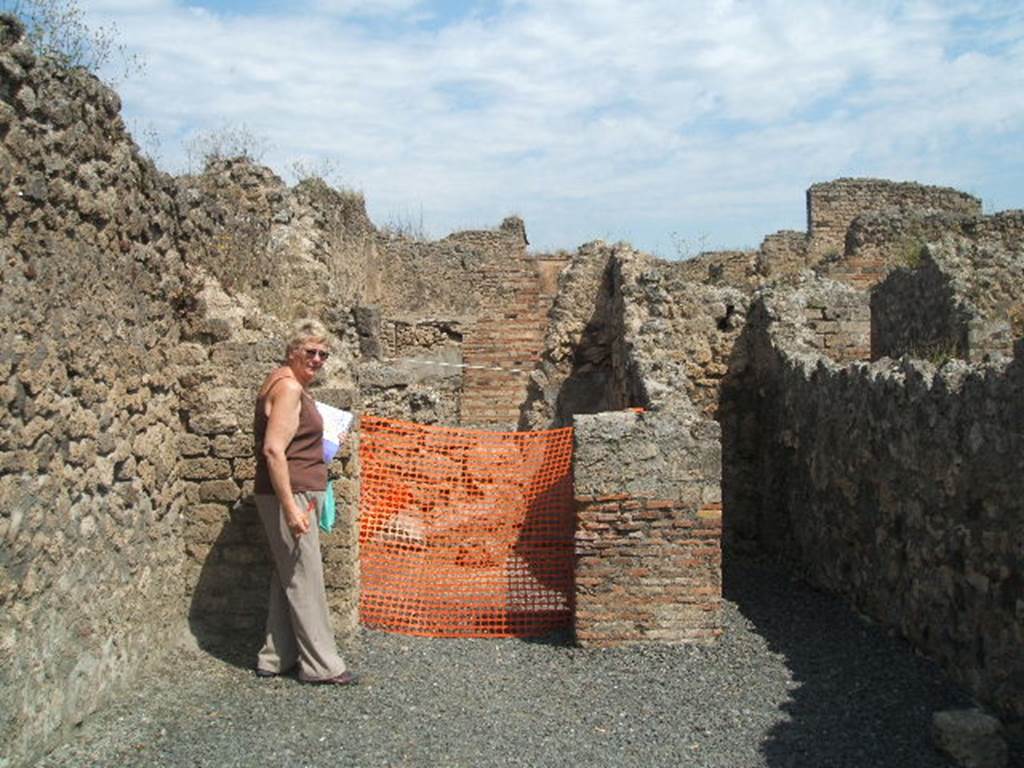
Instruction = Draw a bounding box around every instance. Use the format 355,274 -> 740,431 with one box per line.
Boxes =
255,491 -> 347,681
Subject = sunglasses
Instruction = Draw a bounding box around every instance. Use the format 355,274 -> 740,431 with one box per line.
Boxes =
303,348 -> 330,361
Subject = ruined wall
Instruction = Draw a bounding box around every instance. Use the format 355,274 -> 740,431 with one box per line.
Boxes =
719,275 -> 870,549
520,242 -> 619,430
673,248 -> 760,293
0,19 -> 191,765
571,246 -> 727,646
870,215 -> 1024,363
871,253 -> 968,363
355,312 -> 465,425
178,160 -> 378,319
806,178 -> 981,267
757,229 -> 810,280
371,217 -> 528,316
733,290 -> 1024,722
611,248 -> 748,419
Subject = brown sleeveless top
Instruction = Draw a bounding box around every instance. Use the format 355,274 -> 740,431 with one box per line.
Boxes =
253,375 -> 327,494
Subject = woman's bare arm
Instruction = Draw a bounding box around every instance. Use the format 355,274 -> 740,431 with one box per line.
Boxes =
262,378 -> 312,537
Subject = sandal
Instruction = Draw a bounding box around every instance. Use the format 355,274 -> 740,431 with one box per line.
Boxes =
311,670 -> 358,686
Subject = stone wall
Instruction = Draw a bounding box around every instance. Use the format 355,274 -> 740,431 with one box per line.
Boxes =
354,311 -> 463,424
568,243 -> 728,646
674,248 -> 760,293
614,249 -> 749,418
806,178 -> 982,265
733,289 -> 1024,722
0,18 -> 191,765
3,4 -> 1023,758
871,253 -> 968,363
757,229 -> 810,280
870,214 -> 1024,363
178,160 -> 379,319
520,243 -> 619,430
177,281 -> 361,651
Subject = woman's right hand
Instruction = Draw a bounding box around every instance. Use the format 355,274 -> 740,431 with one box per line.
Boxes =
286,499 -> 314,538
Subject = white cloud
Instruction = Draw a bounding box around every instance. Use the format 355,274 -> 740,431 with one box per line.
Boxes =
312,0 -> 425,16
86,0 -> 1024,254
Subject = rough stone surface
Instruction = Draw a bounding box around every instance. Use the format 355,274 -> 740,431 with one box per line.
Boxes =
932,709 -> 1008,768
0,24 -> 190,767
729,284 -> 1024,722
872,220 -> 1024,363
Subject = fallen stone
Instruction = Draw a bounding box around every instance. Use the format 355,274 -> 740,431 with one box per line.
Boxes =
932,708 -> 1008,768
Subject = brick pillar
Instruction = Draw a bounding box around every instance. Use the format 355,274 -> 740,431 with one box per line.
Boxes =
572,410 -> 722,646
460,257 -> 555,428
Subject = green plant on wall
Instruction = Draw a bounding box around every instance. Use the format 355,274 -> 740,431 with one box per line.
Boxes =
911,336 -> 962,366
895,236 -> 929,270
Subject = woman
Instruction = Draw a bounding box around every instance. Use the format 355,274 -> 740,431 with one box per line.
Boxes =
253,318 -> 356,685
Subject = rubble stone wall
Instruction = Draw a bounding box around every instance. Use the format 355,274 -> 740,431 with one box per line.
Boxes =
178,162 -> 379,319
0,20 -> 191,765
736,290 -> 1024,722
613,249 -> 748,418
870,215 -> 1024,362
757,229 -> 810,280
177,284 -> 361,650
520,243 -> 619,430
674,248 -> 759,293
871,257 -> 968,363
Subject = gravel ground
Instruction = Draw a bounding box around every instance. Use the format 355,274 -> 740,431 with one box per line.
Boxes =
35,558 -> 991,768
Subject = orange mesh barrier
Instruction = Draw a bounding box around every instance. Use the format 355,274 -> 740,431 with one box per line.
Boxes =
358,416 -> 575,638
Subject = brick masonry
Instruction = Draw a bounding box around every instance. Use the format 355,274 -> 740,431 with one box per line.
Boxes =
461,255 -> 565,428
572,410 -> 723,646
575,495 -> 722,646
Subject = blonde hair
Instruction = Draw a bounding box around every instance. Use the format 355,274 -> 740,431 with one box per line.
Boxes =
285,318 -> 330,356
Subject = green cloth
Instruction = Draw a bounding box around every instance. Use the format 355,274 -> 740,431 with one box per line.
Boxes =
320,482 -> 336,533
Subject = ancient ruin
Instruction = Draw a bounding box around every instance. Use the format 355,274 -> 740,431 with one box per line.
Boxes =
0,14 -> 1021,767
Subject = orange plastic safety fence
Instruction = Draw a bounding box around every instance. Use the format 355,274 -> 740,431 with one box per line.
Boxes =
358,416 -> 575,638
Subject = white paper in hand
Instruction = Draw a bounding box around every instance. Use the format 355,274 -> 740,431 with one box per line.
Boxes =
315,401 -> 354,462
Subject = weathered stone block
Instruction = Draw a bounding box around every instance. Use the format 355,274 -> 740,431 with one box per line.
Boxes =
188,411 -> 238,435
180,458 -> 231,481
932,709 -> 1007,768
198,480 -> 240,503
177,434 -> 209,457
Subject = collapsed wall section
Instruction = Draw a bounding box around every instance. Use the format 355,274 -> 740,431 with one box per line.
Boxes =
0,18 -> 191,765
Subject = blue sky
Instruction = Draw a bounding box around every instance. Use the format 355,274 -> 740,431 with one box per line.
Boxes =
76,0 -> 1024,257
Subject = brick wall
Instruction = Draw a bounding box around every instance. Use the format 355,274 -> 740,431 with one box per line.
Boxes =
806,178 -> 981,266
572,410 -> 723,646
460,256 -> 564,428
